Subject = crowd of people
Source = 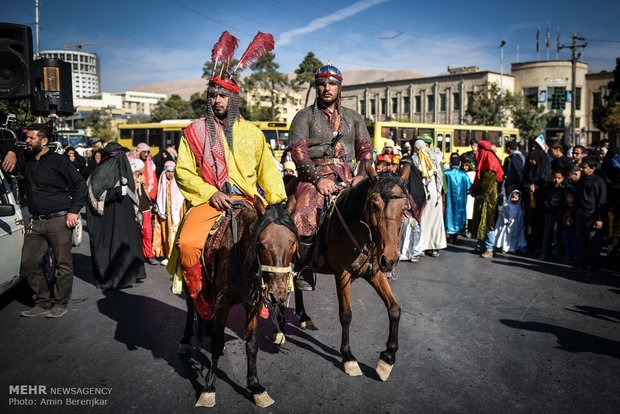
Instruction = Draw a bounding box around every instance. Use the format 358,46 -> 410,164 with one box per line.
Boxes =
378,135 -> 615,277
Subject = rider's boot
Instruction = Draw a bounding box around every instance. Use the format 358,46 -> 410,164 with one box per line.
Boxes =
294,239 -> 316,291
182,262 -> 214,319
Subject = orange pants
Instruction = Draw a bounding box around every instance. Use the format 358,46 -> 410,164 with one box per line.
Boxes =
176,195 -> 251,267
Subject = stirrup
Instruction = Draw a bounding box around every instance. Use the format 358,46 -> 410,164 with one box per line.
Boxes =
295,267 -> 315,291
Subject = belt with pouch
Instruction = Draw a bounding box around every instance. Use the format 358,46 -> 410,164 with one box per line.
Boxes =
31,210 -> 68,221
312,157 -> 345,166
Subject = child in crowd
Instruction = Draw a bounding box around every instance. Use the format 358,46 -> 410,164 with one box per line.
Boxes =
559,187 -> 578,263
540,170 -> 566,260
494,190 -> 527,253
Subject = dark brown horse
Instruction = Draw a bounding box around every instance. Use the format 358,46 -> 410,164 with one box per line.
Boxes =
279,163 -> 410,380
178,196 -> 298,408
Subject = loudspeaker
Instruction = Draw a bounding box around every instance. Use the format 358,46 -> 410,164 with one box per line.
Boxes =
31,58 -> 74,116
0,23 -> 33,99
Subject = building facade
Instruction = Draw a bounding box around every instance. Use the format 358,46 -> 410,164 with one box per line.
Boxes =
39,50 -> 101,98
72,91 -> 167,121
341,61 -> 614,145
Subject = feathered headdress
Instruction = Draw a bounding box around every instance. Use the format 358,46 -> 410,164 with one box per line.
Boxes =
208,31 -> 275,94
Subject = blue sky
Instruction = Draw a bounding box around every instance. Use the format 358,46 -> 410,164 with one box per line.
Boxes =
5,0 -> 620,93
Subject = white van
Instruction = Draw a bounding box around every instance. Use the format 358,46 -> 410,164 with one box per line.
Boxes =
0,169 -> 25,295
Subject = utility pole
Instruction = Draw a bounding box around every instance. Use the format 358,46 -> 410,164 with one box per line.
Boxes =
35,0 -> 40,57
559,32 -> 587,146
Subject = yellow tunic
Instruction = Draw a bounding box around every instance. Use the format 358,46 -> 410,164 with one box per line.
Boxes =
175,118 -> 286,206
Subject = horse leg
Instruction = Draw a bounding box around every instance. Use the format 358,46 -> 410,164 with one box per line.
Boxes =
294,286 -> 317,330
335,271 -> 361,376
245,303 -> 275,408
274,304 -> 286,345
367,271 -> 401,381
178,284 -> 194,354
195,307 -> 229,407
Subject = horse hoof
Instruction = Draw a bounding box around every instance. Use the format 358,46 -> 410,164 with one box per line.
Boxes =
343,361 -> 362,376
273,332 -> 285,345
376,359 -> 393,381
177,343 -> 191,354
253,391 -> 274,408
195,391 -> 215,407
300,320 -> 317,330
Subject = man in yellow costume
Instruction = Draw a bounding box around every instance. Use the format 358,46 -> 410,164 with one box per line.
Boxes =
167,43 -> 286,318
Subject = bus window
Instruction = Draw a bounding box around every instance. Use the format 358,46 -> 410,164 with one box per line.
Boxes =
437,134 -> 443,151
417,128 -> 434,140
454,129 -> 469,147
381,127 -> 390,139
148,128 -> 164,148
472,130 -> 486,143
399,127 -> 414,142
133,129 -> 147,147
120,128 -> 132,141
445,134 -> 451,153
487,131 -> 501,146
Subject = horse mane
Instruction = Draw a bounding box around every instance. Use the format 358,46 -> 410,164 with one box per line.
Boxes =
336,171 -> 407,219
243,202 -> 298,270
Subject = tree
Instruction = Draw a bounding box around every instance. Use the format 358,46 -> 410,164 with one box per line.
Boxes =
0,99 -> 37,127
202,59 -> 240,79
593,57 -> 620,133
604,102 -> 620,134
508,94 -> 548,141
151,94 -> 195,122
243,53 -> 290,121
466,82 -> 511,126
294,52 -> 323,108
77,109 -> 116,142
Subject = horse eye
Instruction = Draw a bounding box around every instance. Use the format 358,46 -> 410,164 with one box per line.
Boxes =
257,241 -> 266,251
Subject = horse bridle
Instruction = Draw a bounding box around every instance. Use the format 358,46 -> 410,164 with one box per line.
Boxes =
330,187 -> 408,278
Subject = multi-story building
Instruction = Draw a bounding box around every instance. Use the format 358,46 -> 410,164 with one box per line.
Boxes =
341,61 -> 614,145
72,91 -> 167,120
38,50 -> 100,98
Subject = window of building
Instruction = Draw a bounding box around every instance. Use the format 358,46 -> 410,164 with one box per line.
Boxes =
370,99 -> 376,115
415,96 -> 421,113
576,87 -> 581,111
440,93 -> 446,111
593,92 -> 602,107
523,87 -> 538,107
453,92 -> 461,111
392,97 -> 398,114
427,95 -> 434,112
403,96 -> 410,113
381,98 -> 386,115
360,99 -> 366,116
547,86 -> 566,110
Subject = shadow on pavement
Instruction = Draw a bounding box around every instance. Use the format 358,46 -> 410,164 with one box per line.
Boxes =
565,305 -> 620,324
501,319 -> 620,360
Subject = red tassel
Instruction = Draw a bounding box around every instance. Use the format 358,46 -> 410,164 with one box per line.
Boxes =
260,303 -> 269,319
211,31 -> 239,64
234,31 -> 275,72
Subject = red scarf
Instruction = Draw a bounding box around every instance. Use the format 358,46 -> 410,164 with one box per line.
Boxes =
474,140 -> 504,184
183,118 -> 229,191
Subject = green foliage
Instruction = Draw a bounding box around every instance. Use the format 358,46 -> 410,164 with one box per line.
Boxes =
604,102 -> 620,133
242,53 -> 290,121
295,52 -> 323,108
75,109 -> 113,141
466,82 -> 511,126
593,57 -> 620,133
151,94 -> 197,122
0,99 -> 37,126
508,94 -> 548,141
202,59 -> 240,79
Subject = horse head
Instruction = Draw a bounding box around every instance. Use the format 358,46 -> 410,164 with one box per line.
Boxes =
364,162 -> 410,273
251,195 -> 298,307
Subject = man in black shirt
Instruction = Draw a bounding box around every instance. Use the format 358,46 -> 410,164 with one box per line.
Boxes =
549,140 -> 572,173
502,141 -> 525,196
20,124 -> 87,318
575,156 -> 607,274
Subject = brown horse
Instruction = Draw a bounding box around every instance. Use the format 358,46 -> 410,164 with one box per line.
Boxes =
279,163 -> 410,380
178,196 -> 298,408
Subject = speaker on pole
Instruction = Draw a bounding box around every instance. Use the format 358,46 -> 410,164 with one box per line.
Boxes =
0,22 -> 34,100
31,58 -> 74,116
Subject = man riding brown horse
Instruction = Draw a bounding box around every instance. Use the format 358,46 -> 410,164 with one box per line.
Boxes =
166,54 -> 287,319
289,64 -> 374,290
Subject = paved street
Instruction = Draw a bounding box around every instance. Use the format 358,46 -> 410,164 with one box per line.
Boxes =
1,218 -> 619,414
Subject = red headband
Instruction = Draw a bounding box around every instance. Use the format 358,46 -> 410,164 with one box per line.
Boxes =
316,71 -> 343,83
209,75 -> 239,94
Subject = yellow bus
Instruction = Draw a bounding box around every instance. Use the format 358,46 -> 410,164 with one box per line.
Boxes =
118,120 -> 291,160
118,120 -> 192,155
366,121 -> 520,162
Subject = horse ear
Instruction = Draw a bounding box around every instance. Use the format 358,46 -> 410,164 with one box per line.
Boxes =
365,161 -> 377,181
285,195 -> 296,214
253,195 -> 266,217
399,163 -> 411,183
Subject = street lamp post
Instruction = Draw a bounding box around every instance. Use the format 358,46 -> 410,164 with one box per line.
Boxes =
499,40 -> 507,93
